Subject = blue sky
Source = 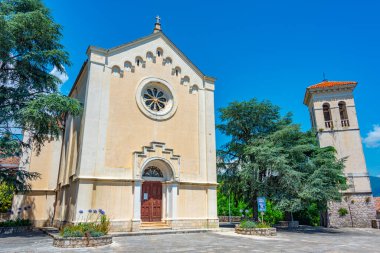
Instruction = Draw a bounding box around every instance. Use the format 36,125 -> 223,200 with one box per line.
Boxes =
45,0 -> 380,177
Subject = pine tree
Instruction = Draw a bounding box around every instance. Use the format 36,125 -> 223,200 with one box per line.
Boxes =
0,0 -> 82,193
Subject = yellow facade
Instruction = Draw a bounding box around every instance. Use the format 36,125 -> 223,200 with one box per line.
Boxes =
12,28 -> 218,231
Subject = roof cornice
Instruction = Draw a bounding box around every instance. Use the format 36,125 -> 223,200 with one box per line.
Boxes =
85,31 -> 209,80
303,82 -> 357,106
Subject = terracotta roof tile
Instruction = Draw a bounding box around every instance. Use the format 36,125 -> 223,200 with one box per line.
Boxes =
308,80 -> 357,89
0,156 -> 20,166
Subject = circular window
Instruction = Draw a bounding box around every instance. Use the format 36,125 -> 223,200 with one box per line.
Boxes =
136,77 -> 177,120
143,87 -> 167,112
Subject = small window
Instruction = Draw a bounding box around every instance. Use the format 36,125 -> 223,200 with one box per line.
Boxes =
174,66 -> 181,77
164,57 -> 172,65
124,61 -> 132,72
135,56 -> 143,67
182,76 -> 190,85
323,103 -> 333,128
338,101 -> 349,127
157,47 -> 163,57
190,84 -> 199,94
111,66 -> 121,77
146,52 -> 154,62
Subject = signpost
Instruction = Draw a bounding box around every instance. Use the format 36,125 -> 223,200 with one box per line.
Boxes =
257,197 -> 266,223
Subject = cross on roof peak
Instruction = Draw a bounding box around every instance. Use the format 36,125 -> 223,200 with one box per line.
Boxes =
153,16 -> 162,33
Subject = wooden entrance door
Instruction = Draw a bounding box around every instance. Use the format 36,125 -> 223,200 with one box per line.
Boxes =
141,181 -> 162,222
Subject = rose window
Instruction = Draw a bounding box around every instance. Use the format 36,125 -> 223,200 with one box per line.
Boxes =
143,88 -> 167,112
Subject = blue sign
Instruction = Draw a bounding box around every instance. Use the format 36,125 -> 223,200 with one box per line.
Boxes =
257,197 -> 266,212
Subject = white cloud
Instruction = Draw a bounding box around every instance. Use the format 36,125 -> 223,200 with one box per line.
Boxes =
363,125 -> 380,148
50,65 -> 69,86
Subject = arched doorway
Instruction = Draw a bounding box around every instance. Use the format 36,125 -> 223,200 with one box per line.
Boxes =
141,166 -> 163,222
140,158 -> 175,223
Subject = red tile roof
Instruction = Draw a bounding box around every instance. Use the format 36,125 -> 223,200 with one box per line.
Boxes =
308,80 -> 357,89
0,156 -> 20,166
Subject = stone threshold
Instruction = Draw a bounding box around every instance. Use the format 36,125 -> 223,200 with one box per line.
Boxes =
39,227 -> 233,238
111,228 -> 222,237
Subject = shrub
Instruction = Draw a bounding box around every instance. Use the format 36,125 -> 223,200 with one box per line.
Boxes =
240,220 -> 271,229
0,219 -> 31,227
60,212 -> 110,238
338,208 -> 348,217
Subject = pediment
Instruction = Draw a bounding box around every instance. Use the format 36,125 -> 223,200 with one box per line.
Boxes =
87,32 -> 215,84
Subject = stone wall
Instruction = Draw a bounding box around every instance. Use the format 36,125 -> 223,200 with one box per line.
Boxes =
235,227 -> 276,236
218,216 -> 241,222
53,235 -> 112,248
328,193 -> 376,228
167,219 -> 219,229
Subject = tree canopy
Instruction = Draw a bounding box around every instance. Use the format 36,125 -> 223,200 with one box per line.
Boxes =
0,0 -> 82,193
217,98 -> 347,221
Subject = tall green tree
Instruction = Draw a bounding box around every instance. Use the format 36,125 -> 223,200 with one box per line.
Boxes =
218,98 -> 347,223
0,0 -> 82,193
217,98 -> 291,218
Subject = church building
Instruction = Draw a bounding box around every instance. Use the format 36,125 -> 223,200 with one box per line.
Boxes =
304,80 -> 376,227
12,18 -> 218,231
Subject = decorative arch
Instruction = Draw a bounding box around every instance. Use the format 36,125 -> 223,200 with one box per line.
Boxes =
163,57 -> 172,66
190,84 -> 199,94
181,75 -> 190,85
323,103 -> 333,128
111,65 -> 121,77
124,61 -> 133,72
146,51 -> 155,62
173,66 -> 181,77
156,47 -> 163,57
135,56 -> 145,68
133,142 -> 180,181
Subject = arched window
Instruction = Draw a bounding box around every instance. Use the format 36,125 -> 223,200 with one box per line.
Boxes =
338,101 -> 349,127
146,51 -> 154,62
174,66 -> 181,77
124,61 -> 132,72
157,47 -> 163,57
164,57 -> 172,66
181,75 -> 190,85
143,166 -> 163,177
135,56 -> 144,67
190,84 -> 199,94
323,103 -> 333,128
111,66 -> 121,77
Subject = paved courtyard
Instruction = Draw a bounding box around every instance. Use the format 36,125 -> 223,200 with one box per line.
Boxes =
0,227 -> 380,252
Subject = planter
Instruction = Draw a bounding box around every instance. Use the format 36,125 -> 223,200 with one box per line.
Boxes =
276,221 -> 299,228
0,226 -> 32,234
235,226 -> 276,236
53,235 -> 112,248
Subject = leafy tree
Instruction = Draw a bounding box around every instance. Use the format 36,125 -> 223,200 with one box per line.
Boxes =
0,183 -> 13,212
218,99 -> 347,223
217,98 -> 291,218
0,0 -> 82,193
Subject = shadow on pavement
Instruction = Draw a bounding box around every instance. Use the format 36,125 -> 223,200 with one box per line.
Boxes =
0,230 -> 49,239
276,226 -> 343,234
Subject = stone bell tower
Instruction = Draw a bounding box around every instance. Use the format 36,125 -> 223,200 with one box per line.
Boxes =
304,80 -> 376,227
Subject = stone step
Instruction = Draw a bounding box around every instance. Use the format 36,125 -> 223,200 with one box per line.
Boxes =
140,222 -> 171,230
